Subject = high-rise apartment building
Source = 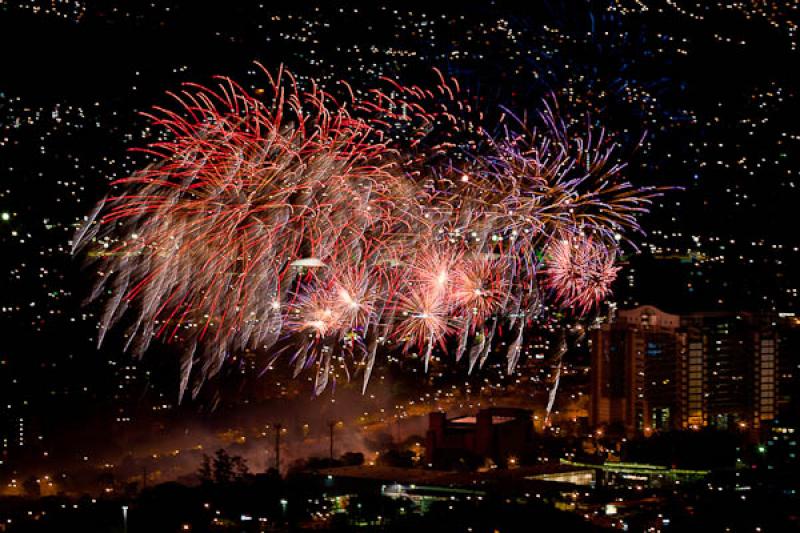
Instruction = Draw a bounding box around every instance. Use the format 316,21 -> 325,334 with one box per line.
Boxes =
590,306 -> 682,435
590,306 -> 778,437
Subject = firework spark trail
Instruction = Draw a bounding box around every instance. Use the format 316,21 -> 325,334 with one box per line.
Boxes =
544,234 -> 621,315
76,66 -> 667,398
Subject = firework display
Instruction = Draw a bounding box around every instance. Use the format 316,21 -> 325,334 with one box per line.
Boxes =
75,65 -> 663,398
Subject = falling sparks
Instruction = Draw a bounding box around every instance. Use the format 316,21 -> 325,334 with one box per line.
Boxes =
75,66 -> 667,398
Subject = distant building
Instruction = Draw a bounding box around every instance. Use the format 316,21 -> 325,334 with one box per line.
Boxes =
590,306 -> 682,435
111,362 -> 143,425
0,358 -> 35,462
765,415 -> 799,467
682,311 -> 777,432
590,306 -> 778,437
425,407 -> 533,469
0,408 -> 15,462
776,316 -> 800,415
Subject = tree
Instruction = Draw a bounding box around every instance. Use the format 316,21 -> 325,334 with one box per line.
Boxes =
377,449 -> 414,468
23,475 -> 40,498
341,452 -> 365,466
97,471 -> 115,490
213,449 -> 235,484
199,449 -> 251,485
198,454 -> 213,485
231,454 -> 250,479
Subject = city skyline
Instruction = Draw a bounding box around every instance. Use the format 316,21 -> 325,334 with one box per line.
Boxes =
1,1 -> 799,531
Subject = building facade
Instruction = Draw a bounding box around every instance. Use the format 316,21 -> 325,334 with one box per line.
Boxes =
425,407 -> 533,469
590,306 -> 682,435
590,306 -> 778,437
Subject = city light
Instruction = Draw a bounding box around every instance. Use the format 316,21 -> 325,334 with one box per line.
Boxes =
1,1 -> 798,531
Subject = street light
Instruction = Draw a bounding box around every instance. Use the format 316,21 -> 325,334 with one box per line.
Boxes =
328,420 -> 344,460
121,505 -> 128,533
273,423 -> 283,471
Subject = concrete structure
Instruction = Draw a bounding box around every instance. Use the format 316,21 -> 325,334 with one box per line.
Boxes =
425,407 -> 533,469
